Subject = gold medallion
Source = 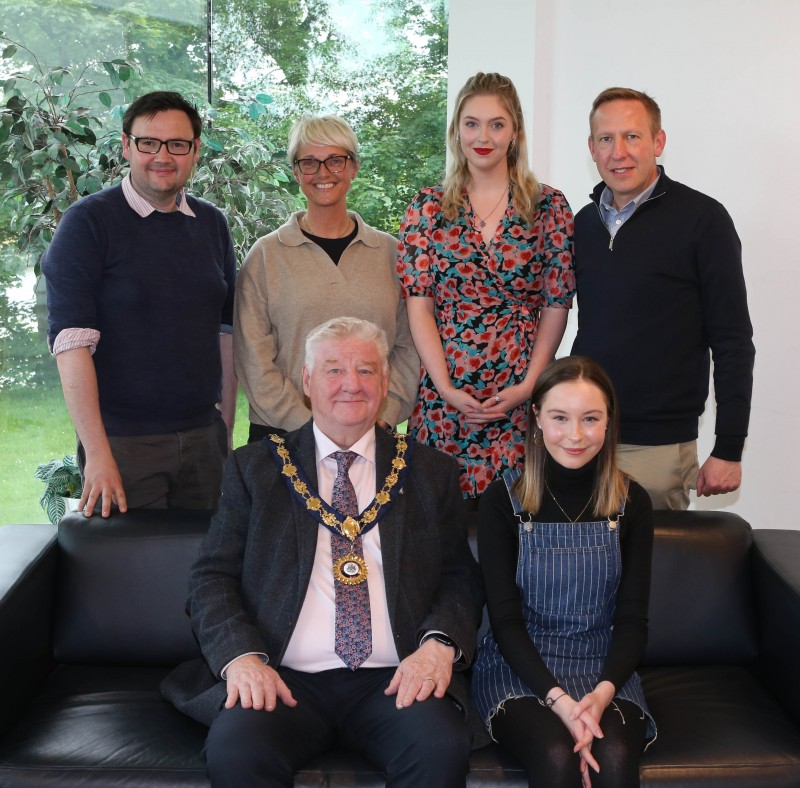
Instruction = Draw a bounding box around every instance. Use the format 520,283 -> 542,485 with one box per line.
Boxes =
341,516 -> 360,540
333,552 -> 369,585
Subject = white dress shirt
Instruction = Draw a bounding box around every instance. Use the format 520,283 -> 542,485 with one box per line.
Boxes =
279,424 -> 400,671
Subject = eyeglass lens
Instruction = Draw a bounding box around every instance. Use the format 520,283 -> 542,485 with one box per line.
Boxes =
133,136 -> 194,155
296,155 -> 349,174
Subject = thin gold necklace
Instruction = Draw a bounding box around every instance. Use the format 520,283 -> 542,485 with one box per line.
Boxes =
302,213 -> 352,238
544,480 -> 593,523
469,183 -> 509,228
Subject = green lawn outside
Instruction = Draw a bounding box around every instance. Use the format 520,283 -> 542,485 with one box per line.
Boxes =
0,385 -> 253,526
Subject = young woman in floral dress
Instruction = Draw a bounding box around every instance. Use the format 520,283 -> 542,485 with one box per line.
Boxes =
397,72 -> 575,504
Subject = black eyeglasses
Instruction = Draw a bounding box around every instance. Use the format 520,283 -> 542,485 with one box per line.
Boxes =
128,135 -> 196,155
293,154 -> 353,174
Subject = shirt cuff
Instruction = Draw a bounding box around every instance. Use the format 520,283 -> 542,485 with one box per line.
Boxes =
52,327 -> 101,356
219,652 -> 269,679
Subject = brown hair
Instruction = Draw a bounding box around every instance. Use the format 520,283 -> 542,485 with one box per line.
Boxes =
515,356 -> 626,516
442,72 -> 540,222
589,87 -> 662,137
122,91 -> 202,139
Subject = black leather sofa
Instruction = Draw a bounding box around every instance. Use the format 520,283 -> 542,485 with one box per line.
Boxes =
1,509 -> 799,787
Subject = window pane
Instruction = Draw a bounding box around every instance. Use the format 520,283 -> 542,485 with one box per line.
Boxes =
0,0 -> 447,524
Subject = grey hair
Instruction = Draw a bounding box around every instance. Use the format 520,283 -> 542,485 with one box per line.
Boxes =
304,317 -> 389,373
287,114 -> 359,166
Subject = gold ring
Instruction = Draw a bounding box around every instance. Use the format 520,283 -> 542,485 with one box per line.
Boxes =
423,677 -> 435,682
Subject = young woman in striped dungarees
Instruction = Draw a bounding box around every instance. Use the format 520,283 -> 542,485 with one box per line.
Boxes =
472,356 -> 656,787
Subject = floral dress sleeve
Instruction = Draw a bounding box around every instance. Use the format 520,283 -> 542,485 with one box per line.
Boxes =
396,186 -> 445,298
535,185 -> 575,308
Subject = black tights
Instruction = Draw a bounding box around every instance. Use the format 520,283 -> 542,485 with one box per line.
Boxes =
491,697 -> 647,788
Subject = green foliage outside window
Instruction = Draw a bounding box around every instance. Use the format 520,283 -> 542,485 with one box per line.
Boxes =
0,0 -> 448,525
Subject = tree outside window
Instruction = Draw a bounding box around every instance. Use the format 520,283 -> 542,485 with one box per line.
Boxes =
0,0 -> 447,524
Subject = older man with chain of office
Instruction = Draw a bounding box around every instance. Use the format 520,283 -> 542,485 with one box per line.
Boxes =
162,316 -> 483,787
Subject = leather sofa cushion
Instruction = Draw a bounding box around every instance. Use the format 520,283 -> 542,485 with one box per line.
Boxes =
3,663 -> 800,787
642,511 -> 758,666
640,665 -> 800,786
0,665 -> 208,786
54,511 -> 210,665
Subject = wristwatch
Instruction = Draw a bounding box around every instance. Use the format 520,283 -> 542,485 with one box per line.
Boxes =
427,633 -> 457,650
421,632 -> 462,662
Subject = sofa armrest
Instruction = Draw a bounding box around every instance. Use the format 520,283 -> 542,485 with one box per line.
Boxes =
0,524 -> 58,737
752,529 -> 800,727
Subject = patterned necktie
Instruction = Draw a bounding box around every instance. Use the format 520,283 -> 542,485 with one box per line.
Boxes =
330,451 -> 372,669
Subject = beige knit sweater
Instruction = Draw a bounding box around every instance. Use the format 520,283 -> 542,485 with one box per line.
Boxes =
233,211 -> 420,431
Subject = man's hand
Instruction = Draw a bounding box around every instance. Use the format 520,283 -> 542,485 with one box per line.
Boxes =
384,637 -> 454,709
696,456 -> 742,497
79,451 -> 127,518
224,654 -> 297,711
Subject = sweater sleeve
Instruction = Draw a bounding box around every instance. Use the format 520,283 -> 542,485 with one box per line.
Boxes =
383,286 -> 421,426
41,197 -> 108,348
233,239 -> 311,431
477,480 -> 558,698
695,199 -> 754,459
599,480 -> 654,689
218,212 -> 237,328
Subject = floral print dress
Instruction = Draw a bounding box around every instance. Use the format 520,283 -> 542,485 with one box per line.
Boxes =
397,184 -> 575,497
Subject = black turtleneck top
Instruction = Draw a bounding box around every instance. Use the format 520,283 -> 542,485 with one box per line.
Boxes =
477,456 -> 653,699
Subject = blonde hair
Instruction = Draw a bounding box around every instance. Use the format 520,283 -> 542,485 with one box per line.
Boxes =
287,114 -> 359,166
515,356 -> 627,517
442,72 -> 540,222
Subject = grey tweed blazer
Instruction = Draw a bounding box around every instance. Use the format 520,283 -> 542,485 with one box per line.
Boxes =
161,421 -> 483,728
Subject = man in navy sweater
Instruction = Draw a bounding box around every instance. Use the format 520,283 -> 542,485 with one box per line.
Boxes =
42,91 -> 237,517
572,87 -> 754,509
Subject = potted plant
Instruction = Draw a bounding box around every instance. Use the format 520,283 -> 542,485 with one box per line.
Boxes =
34,453 -> 82,524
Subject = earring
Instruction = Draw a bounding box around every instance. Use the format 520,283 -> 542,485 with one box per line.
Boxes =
533,428 -> 544,447
510,138 -> 516,150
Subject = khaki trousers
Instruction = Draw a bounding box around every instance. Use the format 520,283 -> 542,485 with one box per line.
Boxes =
617,441 -> 699,510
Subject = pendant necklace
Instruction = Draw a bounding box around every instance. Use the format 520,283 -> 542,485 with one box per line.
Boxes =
544,480 -> 593,523
469,183 -> 509,228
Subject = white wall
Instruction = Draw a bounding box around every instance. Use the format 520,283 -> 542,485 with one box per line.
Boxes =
449,0 -> 800,528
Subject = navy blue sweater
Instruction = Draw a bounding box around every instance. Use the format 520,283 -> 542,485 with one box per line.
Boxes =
572,169 -> 754,459
42,184 -> 236,436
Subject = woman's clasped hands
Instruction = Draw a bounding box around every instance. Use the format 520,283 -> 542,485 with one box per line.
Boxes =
548,682 -> 616,788
440,381 -> 532,424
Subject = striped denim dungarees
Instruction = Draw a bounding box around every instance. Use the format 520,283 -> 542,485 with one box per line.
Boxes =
472,467 -> 655,740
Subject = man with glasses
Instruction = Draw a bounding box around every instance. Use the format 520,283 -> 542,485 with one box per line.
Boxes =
42,91 -> 237,517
